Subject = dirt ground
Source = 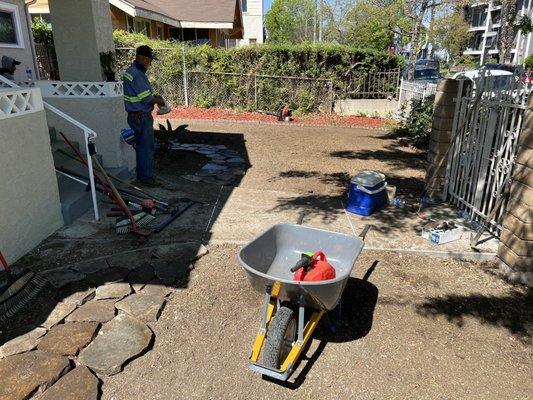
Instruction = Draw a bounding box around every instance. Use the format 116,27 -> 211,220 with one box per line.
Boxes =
3,121 -> 530,399
101,244 -> 531,400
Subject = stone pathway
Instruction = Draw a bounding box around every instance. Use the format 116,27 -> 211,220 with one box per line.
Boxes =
172,142 -> 247,185
0,242 -> 208,400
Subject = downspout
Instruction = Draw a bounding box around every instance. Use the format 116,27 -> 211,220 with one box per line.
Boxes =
24,0 -> 40,80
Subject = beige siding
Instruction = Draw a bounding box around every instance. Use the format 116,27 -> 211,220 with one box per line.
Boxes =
0,0 -> 39,80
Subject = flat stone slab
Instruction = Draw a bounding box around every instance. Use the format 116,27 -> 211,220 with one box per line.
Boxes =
41,302 -> 77,329
59,286 -> 96,306
115,293 -> 167,323
0,327 -> 47,359
38,322 -> 99,356
46,269 -> 86,289
65,299 -> 116,323
152,242 -> 208,261
95,282 -> 132,300
152,260 -> 189,285
40,366 -> 99,400
201,163 -> 228,172
106,249 -> 153,270
78,313 -> 153,376
140,279 -> 175,297
0,351 -> 70,400
86,267 -> 129,287
127,263 -> 155,291
70,259 -> 108,274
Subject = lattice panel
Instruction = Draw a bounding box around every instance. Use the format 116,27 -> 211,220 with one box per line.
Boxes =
39,81 -> 124,98
0,89 -> 43,120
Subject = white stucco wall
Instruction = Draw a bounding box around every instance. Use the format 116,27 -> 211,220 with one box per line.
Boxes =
48,0 -> 115,81
237,0 -> 263,46
0,0 -> 38,81
0,109 -> 63,264
44,96 -> 135,171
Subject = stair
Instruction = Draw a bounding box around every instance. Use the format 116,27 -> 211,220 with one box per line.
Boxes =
50,128 -> 130,224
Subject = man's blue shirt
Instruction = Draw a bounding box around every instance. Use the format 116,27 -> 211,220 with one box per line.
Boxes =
123,61 -> 154,113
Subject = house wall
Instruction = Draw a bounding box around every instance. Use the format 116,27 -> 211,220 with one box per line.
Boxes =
110,4 -> 127,31
0,0 -> 38,81
44,97 -> 135,171
0,109 -> 63,263
48,0 -> 115,81
238,0 -> 263,46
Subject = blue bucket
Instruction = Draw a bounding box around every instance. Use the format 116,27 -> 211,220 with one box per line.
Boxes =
346,171 -> 387,216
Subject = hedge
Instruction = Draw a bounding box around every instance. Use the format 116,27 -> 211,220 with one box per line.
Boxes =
114,30 -> 403,113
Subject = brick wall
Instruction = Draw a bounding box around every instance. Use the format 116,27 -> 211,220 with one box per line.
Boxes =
497,95 -> 533,286
425,79 -> 460,200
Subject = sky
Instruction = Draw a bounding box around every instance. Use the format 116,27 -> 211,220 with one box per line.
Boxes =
264,0 -> 272,13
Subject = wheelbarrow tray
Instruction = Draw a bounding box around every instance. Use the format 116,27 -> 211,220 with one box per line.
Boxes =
238,224 -> 364,311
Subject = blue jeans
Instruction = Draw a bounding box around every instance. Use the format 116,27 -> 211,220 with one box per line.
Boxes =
127,113 -> 154,182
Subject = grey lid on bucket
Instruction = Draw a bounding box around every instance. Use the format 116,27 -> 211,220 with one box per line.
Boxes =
351,170 -> 386,186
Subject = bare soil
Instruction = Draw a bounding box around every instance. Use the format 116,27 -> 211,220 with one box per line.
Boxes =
101,244 -> 532,400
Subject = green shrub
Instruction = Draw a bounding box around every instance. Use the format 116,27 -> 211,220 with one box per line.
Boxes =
524,55 -> 533,70
394,96 -> 435,148
31,18 -> 54,47
113,30 -> 402,114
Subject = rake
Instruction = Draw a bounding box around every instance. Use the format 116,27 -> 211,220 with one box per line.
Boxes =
0,251 -> 48,323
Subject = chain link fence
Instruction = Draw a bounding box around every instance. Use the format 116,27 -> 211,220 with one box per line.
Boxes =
116,47 -> 401,115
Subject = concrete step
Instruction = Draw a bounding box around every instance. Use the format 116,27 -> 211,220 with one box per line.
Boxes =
54,154 -> 131,225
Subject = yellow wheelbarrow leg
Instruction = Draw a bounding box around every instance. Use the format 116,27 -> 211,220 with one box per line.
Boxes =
250,283 -> 280,363
279,310 -> 324,373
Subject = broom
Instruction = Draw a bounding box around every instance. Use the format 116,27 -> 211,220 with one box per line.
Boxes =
0,251 -> 48,323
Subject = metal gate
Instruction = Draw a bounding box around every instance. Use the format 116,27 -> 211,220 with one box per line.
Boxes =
445,72 -> 532,235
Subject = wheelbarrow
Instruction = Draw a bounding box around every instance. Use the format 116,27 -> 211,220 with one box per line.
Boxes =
238,223 -> 365,381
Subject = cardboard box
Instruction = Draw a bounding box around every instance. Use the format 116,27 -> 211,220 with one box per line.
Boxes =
421,226 -> 463,245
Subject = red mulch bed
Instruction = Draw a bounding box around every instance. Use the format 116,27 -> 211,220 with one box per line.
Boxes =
154,106 -> 392,129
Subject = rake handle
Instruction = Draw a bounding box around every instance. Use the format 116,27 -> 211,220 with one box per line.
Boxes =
0,251 -> 10,273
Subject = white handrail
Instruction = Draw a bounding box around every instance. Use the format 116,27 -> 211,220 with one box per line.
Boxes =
0,75 -> 99,221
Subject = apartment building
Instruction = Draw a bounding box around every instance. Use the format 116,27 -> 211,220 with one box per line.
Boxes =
464,0 -> 533,65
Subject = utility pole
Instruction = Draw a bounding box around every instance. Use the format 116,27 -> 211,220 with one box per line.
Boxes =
318,0 -> 323,42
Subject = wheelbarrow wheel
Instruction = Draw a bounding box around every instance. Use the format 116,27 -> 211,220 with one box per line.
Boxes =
263,306 -> 297,369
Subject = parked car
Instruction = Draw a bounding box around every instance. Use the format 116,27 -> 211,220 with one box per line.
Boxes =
416,59 -> 440,71
453,67 -> 513,90
402,67 -> 442,84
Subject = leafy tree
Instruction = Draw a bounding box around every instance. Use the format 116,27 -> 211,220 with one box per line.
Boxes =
525,54 -> 533,70
31,18 -> 54,47
265,0 -> 317,44
343,1 -> 396,49
432,8 -> 470,62
498,0 -> 532,63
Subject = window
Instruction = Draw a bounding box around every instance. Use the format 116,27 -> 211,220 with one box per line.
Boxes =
241,0 -> 247,12
249,38 -> 257,44
0,3 -> 23,48
157,25 -> 163,39
127,16 -> 151,37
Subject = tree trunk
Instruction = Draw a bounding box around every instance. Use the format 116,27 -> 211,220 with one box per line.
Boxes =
408,17 -> 422,81
499,0 -> 517,64
407,0 -> 429,81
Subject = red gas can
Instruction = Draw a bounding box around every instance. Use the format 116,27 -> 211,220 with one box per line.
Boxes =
293,251 -> 336,282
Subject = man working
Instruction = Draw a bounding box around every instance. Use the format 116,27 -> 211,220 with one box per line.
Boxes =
0,56 -> 21,81
123,45 -> 165,187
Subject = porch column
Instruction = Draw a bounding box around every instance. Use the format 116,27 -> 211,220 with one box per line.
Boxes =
497,94 -> 533,287
48,0 -> 115,81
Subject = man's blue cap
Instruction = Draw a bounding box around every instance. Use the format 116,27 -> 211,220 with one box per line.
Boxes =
136,45 -> 158,60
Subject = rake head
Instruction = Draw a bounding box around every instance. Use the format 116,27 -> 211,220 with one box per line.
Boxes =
0,272 -> 48,323
115,211 -> 155,235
